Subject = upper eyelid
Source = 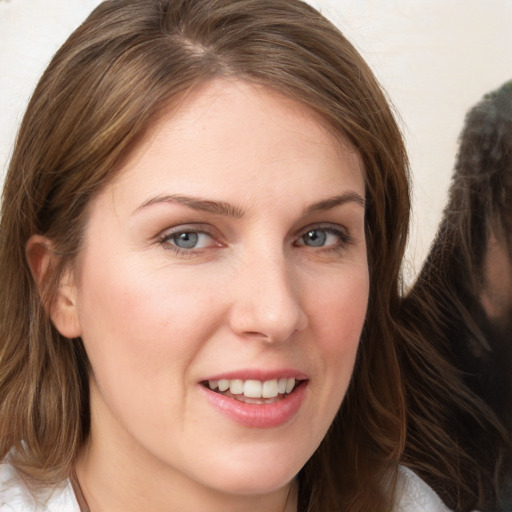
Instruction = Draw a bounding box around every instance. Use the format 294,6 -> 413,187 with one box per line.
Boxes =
158,223 -> 217,238
294,222 -> 349,238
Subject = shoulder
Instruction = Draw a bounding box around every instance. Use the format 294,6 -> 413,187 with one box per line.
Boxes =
394,467 -> 483,512
394,466 -> 452,512
0,461 -> 79,512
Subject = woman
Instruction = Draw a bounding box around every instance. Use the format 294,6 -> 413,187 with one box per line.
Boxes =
0,0 -> 473,510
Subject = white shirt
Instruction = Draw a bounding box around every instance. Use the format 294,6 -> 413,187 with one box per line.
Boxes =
0,461 -> 453,511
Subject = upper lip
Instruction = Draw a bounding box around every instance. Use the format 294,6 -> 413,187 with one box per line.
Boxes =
200,368 -> 309,382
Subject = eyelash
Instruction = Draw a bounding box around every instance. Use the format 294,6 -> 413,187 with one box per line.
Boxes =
157,224 -> 353,256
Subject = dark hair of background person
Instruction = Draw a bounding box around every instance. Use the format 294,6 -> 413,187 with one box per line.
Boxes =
399,80 -> 512,511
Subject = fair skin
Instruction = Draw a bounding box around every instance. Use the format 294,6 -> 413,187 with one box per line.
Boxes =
30,79 -> 369,512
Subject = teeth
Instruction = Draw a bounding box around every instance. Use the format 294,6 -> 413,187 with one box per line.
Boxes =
229,379 -> 244,395
207,377 -> 297,398
262,379 -> 278,398
218,379 -> 229,392
243,380 -> 262,398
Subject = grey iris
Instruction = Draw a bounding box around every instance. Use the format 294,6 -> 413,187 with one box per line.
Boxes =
174,232 -> 198,249
303,229 -> 326,247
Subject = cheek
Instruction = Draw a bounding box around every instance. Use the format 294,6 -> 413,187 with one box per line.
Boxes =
74,258 -> 228,442
75,257 -> 223,385
311,268 -> 369,352
306,266 -> 369,400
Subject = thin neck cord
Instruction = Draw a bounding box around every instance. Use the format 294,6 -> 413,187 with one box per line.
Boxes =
282,483 -> 293,512
69,468 -> 90,512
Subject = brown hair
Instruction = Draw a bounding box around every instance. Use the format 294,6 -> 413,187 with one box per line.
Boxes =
0,1 -> 409,510
399,81 -> 512,511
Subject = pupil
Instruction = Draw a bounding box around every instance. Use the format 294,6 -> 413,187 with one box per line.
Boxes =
174,232 -> 198,249
305,230 -> 326,247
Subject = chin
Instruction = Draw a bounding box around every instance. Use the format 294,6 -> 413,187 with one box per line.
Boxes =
195,455 -> 302,496
212,475 -> 296,497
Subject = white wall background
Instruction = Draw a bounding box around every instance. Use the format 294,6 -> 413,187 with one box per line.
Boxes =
1,0 -> 511,282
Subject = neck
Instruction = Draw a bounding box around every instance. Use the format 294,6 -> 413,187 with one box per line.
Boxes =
74,451 -> 297,512
74,427 -> 297,512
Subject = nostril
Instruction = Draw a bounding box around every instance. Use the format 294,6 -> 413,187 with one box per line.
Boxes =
243,330 -> 273,340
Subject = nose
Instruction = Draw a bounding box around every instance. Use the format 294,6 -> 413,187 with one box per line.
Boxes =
227,251 -> 308,343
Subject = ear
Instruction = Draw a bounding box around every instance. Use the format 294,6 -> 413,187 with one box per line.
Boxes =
26,235 -> 82,338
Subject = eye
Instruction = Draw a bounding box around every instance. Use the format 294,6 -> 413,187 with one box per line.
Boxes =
159,228 -> 219,252
295,226 -> 351,249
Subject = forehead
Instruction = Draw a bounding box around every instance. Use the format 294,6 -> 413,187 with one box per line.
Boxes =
108,78 -> 365,205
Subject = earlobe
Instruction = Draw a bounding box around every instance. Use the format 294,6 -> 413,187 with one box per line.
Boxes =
26,235 -> 82,339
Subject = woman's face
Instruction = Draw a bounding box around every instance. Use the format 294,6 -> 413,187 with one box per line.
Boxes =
66,79 -> 369,503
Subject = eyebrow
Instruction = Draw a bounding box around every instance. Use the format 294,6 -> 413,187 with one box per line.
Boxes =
133,191 -> 365,217
303,192 -> 366,214
133,194 -> 245,218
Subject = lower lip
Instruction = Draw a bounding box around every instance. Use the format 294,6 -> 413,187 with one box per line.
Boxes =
200,382 -> 308,428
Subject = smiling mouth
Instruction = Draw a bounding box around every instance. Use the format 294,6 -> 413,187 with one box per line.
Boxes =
201,378 -> 304,404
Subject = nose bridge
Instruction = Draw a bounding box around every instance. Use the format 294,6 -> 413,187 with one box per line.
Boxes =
229,244 -> 307,342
